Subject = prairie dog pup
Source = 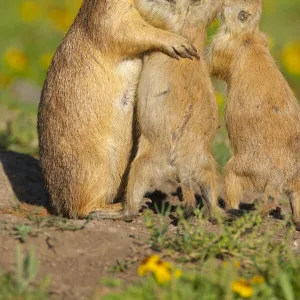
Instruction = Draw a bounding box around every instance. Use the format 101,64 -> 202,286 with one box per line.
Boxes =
208,0 -> 300,228
38,0 -> 199,218
93,0 -> 224,221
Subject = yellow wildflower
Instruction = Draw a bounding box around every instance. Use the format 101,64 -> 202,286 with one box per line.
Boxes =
174,269 -> 182,279
48,8 -> 75,33
138,255 -> 181,284
232,278 -> 254,298
19,1 -> 41,22
138,255 -> 161,276
0,75 -> 12,88
153,262 -> 172,284
40,52 -> 54,70
250,275 -> 265,285
282,41 -> 300,76
4,48 -> 28,71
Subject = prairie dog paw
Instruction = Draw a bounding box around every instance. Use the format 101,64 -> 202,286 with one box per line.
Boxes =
162,35 -> 200,60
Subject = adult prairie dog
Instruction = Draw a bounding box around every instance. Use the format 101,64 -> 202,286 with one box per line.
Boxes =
92,0 -> 224,221
38,0 -> 199,218
208,0 -> 300,229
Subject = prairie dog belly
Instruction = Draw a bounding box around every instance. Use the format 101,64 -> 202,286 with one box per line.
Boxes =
137,55 -> 174,137
110,58 -> 143,157
115,57 -> 142,114
138,54 -> 201,141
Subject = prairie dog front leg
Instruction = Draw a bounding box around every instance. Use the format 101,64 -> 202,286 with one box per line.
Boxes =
111,3 -> 199,60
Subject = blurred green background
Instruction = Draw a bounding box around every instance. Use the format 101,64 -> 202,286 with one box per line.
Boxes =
0,0 -> 299,167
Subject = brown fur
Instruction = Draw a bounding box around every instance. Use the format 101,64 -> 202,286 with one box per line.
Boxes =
38,0 -> 200,219
92,0 -> 224,221
207,0 -> 300,229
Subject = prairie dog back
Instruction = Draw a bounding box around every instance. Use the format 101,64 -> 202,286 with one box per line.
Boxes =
208,0 -> 300,228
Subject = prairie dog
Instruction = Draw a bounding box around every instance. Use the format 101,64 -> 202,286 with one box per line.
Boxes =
38,0 -> 199,218
92,0 -> 224,221
207,0 -> 300,228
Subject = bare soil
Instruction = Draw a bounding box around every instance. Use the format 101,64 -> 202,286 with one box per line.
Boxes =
0,150 -> 299,300
0,214 -> 152,299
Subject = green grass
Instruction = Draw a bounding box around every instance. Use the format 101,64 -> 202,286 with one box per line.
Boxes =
103,258 -> 300,300
0,246 -> 49,299
0,89 -> 38,155
12,224 -> 35,243
103,261 -> 300,300
2,209 -> 300,299
143,208 -> 292,264
102,209 -> 300,300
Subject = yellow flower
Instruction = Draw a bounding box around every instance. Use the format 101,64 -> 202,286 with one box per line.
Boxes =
233,261 -> 241,269
138,255 -> 161,276
232,278 -> 254,298
282,41 -> 300,76
19,1 -> 41,22
40,53 -> 54,70
48,8 -> 75,33
0,75 -> 12,88
174,269 -> 182,279
138,255 -> 181,284
153,263 -> 172,284
250,275 -> 265,285
4,48 -> 28,71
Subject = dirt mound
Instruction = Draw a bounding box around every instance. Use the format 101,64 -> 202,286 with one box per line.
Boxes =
0,151 -> 294,299
0,214 -> 152,299
0,151 -> 47,209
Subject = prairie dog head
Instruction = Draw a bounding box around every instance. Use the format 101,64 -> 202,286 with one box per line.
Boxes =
135,0 -> 224,33
207,0 -> 264,80
219,0 -> 262,34
135,0 -> 189,32
188,0 -> 223,28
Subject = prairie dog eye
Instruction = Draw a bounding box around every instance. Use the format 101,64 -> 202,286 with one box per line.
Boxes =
238,10 -> 251,22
